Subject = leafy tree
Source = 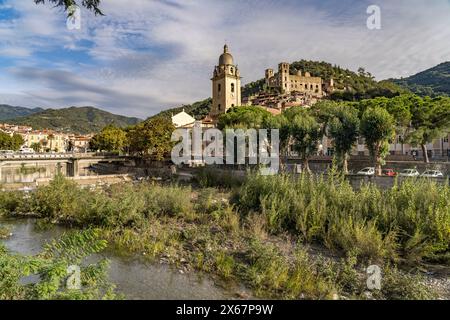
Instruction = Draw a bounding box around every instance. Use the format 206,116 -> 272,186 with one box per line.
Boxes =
31,142 -> 42,153
34,0 -> 103,15
263,114 -> 290,169
328,105 -> 360,173
407,96 -> 450,163
10,134 -> 25,151
0,132 -> 24,151
360,107 -> 395,175
127,117 -> 175,160
217,106 -> 271,130
89,125 -> 127,152
0,229 -> 117,300
289,110 -> 321,173
309,100 -> 344,137
0,132 -> 11,150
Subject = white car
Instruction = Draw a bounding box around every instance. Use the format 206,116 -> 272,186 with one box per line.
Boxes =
421,170 -> 444,178
357,167 -> 375,176
399,169 -> 420,177
19,148 -> 35,154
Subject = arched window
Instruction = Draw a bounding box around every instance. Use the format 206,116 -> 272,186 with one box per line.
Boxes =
231,83 -> 235,93
218,84 -> 221,92
230,67 -> 234,73
218,104 -> 221,111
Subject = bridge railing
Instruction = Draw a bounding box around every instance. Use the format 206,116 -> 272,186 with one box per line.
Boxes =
0,152 -> 129,160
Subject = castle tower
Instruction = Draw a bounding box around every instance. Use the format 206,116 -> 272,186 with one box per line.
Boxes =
279,62 -> 290,93
211,44 -> 242,119
265,68 -> 274,87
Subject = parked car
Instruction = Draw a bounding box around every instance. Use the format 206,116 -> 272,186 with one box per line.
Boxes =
398,169 -> 420,177
0,150 -> 14,156
382,169 -> 396,177
19,147 -> 35,154
420,170 -> 444,178
357,167 -> 375,176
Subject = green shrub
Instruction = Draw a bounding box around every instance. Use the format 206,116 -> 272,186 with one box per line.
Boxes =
0,230 -> 118,300
27,174 -> 80,221
0,191 -> 23,216
194,167 -> 244,189
236,173 -> 450,263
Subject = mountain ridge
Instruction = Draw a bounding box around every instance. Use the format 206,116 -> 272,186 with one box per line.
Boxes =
7,106 -> 142,134
0,104 -> 44,121
390,61 -> 450,97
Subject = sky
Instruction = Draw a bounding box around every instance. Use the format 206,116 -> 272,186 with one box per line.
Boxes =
0,0 -> 450,118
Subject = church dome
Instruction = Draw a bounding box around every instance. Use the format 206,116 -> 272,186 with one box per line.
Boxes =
219,44 -> 234,66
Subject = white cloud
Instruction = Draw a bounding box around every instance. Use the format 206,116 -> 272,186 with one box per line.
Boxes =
1,0 -> 450,118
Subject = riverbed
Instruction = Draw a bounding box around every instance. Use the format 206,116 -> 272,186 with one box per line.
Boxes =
0,218 -> 236,300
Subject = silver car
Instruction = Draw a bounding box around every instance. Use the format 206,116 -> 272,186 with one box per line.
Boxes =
421,170 -> 444,178
357,167 -> 375,176
399,169 -> 420,177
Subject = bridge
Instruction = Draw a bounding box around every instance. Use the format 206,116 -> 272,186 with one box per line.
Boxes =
0,152 -> 132,181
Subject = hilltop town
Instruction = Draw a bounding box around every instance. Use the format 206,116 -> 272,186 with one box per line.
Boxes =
171,45 -> 450,161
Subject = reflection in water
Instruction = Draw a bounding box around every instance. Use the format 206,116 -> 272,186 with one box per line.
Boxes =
1,165 -> 55,184
0,218 -> 232,300
0,162 -> 105,184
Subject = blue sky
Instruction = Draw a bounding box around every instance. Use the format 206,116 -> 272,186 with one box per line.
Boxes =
1,0 -> 450,118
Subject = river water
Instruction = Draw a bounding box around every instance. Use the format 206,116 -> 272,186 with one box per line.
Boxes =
0,218 -> 235,300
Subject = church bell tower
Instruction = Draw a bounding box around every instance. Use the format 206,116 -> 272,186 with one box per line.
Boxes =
210,44 -> 241,119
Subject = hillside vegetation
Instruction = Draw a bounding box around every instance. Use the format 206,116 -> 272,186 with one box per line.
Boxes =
242,60 -> 408,100
0,105 -> 44,121
10,106 -> 142,134
391,61 -> 450,97
149,98 -> 212,121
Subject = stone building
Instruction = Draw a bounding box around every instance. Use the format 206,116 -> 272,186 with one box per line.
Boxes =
210,45 -> 242,119
265,62 -> 332,97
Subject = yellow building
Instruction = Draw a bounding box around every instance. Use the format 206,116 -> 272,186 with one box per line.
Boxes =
22,130 -> 67,152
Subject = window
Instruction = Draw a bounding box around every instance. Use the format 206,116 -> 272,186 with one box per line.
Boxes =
231,104 -> 235,107
218,104 -> 221,111
230,67 -> 234,73
218,84 -> 221,92
231,83 -> 235,93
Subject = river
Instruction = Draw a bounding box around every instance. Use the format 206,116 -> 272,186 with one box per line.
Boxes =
0,218 -> 236,300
